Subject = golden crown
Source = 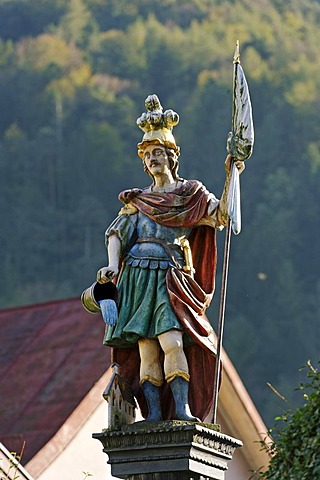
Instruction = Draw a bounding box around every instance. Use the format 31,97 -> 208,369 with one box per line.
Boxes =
137,94 -> 180,158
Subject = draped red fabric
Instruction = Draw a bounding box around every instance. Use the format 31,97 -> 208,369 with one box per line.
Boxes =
165,225 -> 217,355
119,180 -> 210,228
189,225 -> 217,295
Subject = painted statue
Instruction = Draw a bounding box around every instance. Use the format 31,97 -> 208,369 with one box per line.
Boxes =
84,94 -> 245,422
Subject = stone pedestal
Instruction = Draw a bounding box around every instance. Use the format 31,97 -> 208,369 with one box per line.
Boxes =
93,421 -> 242,480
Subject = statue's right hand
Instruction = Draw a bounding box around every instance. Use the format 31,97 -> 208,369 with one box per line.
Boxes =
96,265 -> 119,284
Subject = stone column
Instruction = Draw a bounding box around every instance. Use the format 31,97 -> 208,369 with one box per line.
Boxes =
93,420 -> 242,480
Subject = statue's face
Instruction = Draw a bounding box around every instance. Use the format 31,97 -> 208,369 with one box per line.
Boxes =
143,144 -> 170,176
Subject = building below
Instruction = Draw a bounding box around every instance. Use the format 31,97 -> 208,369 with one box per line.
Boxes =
0,298 -> 270,479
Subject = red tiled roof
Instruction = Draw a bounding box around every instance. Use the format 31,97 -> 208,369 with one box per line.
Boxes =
0,298 -> 110,465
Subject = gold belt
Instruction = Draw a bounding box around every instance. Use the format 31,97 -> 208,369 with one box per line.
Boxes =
136,237 -> 195,277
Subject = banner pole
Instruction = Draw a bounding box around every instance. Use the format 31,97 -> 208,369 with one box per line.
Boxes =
211,42 -> 240,424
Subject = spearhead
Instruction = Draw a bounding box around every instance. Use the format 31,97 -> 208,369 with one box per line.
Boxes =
233,40 -> 240,65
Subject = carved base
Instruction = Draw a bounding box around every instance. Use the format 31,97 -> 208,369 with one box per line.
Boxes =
127,474 -> 212,480
93,421 -> 242,480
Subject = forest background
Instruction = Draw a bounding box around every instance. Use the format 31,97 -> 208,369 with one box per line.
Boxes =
0,0 -> 319,426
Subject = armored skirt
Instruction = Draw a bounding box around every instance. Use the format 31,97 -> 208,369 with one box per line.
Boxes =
103,211 -> 191,347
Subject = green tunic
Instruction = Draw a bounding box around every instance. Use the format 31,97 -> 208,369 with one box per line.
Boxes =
103,211 -> 191,347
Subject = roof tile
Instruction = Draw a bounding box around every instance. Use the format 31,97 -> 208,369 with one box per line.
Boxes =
0,298 -> 110,464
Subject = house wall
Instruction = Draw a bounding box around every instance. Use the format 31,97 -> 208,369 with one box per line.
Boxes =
224,441 -> 253,480
36,402 -> 110,480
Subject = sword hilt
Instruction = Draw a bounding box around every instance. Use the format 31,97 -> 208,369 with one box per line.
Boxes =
180,238 -> 195,279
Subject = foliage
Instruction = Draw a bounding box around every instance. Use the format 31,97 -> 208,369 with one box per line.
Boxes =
0,0 -> 319,425
0,442 -> 25,480
82,472 -> 93,479
256,362 -> 320,479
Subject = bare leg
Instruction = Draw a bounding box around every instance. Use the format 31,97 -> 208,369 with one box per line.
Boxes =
158,330 -> 189,382
138,337 -> 163,386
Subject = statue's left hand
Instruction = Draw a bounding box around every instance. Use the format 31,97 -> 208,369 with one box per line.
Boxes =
225,154 -> 245,175
97,265 -> 119,284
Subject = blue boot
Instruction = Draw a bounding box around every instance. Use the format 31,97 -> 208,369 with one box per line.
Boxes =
170,376 -> 200,422
141,381 -> 163,421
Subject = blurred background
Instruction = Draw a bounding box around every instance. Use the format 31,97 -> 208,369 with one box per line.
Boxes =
0,0 -> 319,427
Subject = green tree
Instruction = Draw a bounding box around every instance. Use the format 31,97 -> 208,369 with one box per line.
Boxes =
255,362 -> 320,480
0,0 -> 65,41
